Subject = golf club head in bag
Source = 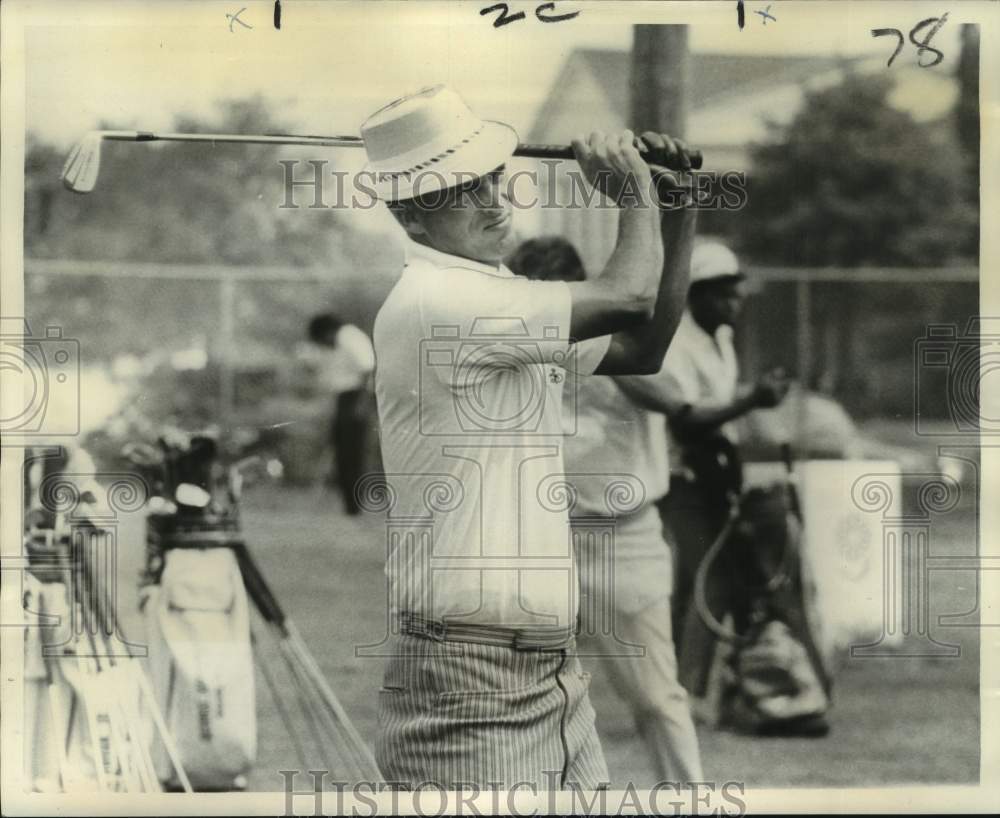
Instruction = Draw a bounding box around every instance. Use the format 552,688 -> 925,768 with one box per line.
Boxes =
125,430 -> 243,586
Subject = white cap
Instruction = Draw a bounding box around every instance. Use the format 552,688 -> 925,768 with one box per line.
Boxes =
690,242 -> 744,284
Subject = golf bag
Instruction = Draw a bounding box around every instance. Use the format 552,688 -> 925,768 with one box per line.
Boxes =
22,571 -> 102,792
136,434 -> 256,790
128,429 -> 382,783
694,446 -> 832,736
22,447 -> 106,791
22,446 -> 190,793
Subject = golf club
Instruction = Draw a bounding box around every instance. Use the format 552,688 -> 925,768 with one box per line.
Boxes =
61,129 -> 704,194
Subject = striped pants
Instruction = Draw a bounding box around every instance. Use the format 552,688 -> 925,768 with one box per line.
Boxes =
375,634 -> 609,789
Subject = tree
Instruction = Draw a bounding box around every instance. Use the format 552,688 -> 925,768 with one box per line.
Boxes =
24,96 -> 400,361
737,72 -> 975,267
26,96 -> 345,266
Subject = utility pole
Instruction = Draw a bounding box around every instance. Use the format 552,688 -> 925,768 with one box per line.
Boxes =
630,25 -> 689,138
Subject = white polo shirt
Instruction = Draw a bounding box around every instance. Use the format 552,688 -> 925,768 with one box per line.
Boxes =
372,238 -> 610,630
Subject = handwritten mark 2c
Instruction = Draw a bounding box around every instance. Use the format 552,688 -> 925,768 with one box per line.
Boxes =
480,2 -> 579,28
872,12 -> 948,68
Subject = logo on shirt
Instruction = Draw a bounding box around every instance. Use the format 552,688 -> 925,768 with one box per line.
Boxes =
418,322 -> 579,436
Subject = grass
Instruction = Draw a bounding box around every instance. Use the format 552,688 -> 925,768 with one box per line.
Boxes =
111,481 -> 979,792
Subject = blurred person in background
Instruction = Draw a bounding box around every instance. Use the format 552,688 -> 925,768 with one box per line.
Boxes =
611,241 -> 790,705
508,236 -> 703,782
306,312 -> 376,515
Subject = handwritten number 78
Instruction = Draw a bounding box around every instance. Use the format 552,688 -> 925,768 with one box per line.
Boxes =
872,13 -> 949,68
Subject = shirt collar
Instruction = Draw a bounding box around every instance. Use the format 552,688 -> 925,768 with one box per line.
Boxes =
404,236 -> 514,279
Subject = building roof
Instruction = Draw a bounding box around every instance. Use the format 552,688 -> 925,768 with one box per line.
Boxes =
527,48 -> 957,166
528,49 -> 848,143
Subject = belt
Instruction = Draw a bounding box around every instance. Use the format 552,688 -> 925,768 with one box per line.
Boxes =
399,613 -> 575,651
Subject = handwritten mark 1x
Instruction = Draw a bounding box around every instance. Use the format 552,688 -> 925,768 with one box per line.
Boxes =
226,7 -> 253,32
737,0 -> 745,30
755,4 -> 776,25
274,0 -> 281,30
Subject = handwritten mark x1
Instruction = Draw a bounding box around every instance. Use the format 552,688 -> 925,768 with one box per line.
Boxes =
227,7 -> 253,32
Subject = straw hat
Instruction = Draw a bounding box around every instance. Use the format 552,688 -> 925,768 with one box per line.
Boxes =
360,85 -> 518,201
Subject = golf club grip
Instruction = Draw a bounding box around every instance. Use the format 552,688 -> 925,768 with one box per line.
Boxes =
514,142 -> 704,171
233,543 -> 288,630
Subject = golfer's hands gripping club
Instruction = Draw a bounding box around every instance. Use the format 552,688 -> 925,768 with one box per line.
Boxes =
572,130 -> 698,208
639,131 -> 698,210
572,130 -> 654,207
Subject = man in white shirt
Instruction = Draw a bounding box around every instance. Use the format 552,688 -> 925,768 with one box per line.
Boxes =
363,85 -> 697,789
615,242 -> 789,699
307,313 -> 376,514
508,237 -> 702,784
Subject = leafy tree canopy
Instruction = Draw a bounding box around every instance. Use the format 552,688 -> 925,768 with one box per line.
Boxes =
737,72 -> 976,267
24,97 -> 400,361
26,96 -> 372,267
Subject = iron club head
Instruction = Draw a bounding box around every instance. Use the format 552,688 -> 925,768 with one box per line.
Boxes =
61,131 -> 104,193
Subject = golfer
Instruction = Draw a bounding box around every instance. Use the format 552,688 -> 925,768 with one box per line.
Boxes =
363,85 -> 696,789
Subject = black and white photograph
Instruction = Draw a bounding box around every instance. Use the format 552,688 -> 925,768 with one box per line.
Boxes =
1,0 -> 997,814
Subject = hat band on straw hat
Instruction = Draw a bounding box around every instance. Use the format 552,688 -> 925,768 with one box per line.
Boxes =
366,121 -> 517,201
368,123 -> 485,183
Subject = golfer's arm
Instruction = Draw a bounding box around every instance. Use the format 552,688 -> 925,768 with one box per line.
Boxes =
566,204 -> 662,341
594,205 -> 697,376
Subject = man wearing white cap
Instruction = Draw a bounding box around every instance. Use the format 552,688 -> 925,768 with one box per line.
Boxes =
613,241 -> 790,702
361,85 -> 697,789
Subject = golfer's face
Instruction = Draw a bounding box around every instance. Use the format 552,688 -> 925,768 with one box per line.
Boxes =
414,167 -> 514,264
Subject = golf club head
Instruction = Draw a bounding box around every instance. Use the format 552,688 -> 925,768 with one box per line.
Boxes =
61,131 -> 103,193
